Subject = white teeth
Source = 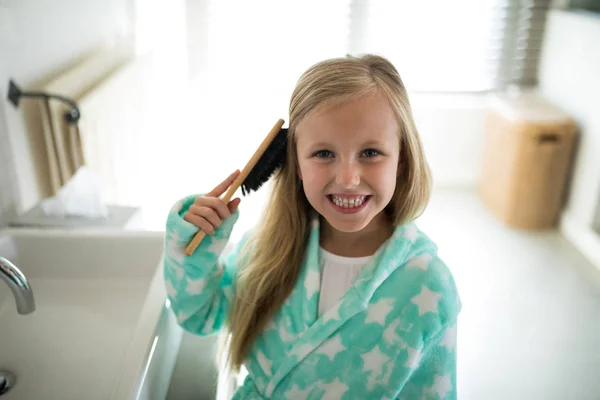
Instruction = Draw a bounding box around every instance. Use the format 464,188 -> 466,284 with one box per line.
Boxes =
330,195 -> 367,208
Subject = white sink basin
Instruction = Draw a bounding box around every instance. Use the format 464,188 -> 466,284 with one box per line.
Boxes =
0,228 -> 182,400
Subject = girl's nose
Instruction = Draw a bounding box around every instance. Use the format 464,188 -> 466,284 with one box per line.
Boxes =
335,162 -> 360,188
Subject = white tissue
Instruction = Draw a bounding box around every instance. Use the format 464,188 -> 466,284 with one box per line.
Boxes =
40,166 -> 109,219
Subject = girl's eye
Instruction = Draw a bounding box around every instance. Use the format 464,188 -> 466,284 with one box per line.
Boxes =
314,150 -> 333,158
362,149 -> 380,158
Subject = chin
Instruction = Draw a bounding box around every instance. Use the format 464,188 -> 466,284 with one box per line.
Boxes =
320,213 -> 374,233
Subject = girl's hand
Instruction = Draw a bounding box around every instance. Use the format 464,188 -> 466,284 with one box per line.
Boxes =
183,170 -> 241,235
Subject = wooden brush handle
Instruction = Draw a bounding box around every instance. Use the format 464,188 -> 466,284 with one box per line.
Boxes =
184,119 -> 285,256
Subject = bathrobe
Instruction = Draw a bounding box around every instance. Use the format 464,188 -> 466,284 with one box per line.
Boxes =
164,195 -> 462,399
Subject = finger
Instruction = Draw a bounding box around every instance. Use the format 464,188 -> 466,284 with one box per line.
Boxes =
184,213 -> 215,235
190,204 -> 222,229
196,196 -> 231,219
206,170 -> 241,198
228,198 -> 241,213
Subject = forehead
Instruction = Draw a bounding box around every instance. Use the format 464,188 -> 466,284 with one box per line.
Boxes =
296,91 -> 399,145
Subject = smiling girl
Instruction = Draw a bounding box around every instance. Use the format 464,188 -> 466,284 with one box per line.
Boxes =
164,54 -> 461,399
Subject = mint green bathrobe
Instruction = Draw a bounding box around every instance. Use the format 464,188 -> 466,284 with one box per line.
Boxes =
164,195 -> 462,399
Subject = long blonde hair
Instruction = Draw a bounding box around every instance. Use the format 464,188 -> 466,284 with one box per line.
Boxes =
224,54 -> 431,371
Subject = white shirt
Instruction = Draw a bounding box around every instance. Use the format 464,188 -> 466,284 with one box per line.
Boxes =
318,247 -> 374,317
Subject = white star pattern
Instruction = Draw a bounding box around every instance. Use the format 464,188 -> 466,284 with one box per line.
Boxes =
440,323 -> 457,352
382,319 -> 404,346
320,378 -> 349,398
285,384 -> 313,399
165,239 -> 185,267
170,200 -> 183,213
170,230 -> 187,245
185,276 -> 207,295
404,346 -> 423,369
362,346 -> 388,388
427,373 -> 452,398
410,285 -> 442,316
389,251 -> 406,267
403,225 -> 419,242
364,298 -> 395,325
316,334 -> 346,361
177,309 -> 194,324
370,268 -> 392,289
165,280 -> 177,297
380,366 -> 393,388
367,372 -> 379,391
265,318 -> 276,331
277,321 -> 297,343
304,268 -> 320,300
256,351 -> 272,374
291,343 -> 314,360
168,261 -> 185,281
406,254 -> 433,270
207,236 -> 229,255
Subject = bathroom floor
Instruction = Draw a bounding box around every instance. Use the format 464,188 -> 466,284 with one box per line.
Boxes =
166,188 -> 600,400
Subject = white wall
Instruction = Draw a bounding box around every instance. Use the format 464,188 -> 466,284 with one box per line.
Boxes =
537,9 -> 600,267
412,93 -> 488,188
0,0 -> 133,222
0,101 -> 17,226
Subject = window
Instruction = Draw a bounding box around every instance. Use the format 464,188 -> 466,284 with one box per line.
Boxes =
190,0 -> 551,94
351,0 -> 552,92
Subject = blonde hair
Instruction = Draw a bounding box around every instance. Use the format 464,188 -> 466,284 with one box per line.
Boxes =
224,54 -> 431,371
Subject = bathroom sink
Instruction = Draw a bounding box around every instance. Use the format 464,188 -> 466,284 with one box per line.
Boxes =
0,228 -> 182,399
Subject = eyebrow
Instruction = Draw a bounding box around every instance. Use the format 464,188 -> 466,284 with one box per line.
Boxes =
308,140 -> 387,148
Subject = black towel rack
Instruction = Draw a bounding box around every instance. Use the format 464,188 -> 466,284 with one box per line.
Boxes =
7,79 -> 81,124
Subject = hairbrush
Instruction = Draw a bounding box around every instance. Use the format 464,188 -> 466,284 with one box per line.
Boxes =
184,119 -> 288,256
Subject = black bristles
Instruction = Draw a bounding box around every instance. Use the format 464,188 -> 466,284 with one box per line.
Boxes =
241,128 -> 288,195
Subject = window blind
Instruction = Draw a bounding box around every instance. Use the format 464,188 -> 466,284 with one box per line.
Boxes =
493,0 -> 553,89
186,0 -> 552,93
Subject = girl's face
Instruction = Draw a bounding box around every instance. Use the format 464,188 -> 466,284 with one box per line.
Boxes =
296,91 -> 401,234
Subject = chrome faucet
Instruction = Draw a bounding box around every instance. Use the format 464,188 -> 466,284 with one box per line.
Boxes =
0,256 -> 35,314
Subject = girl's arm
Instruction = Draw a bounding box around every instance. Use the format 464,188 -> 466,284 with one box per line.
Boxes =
163,194 -> 249,336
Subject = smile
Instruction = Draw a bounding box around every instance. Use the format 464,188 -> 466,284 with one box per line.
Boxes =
327,194 -> 371,213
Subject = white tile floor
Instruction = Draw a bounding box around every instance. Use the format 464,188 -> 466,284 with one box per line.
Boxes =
167,189 -> 600,400
418,189 -> 600,400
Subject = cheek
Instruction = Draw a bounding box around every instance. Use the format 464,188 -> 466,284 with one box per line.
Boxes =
374,162 -> 399,193
298,162 -> 327,194
297,158 -> 308,181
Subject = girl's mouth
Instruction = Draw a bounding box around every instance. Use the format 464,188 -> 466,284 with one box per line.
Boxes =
327,194 -> 371,214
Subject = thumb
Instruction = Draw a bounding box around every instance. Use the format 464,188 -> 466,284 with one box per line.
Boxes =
228,197 -> 241,213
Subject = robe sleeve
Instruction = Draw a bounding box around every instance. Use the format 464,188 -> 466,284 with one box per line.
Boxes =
163,194 -> 250,336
